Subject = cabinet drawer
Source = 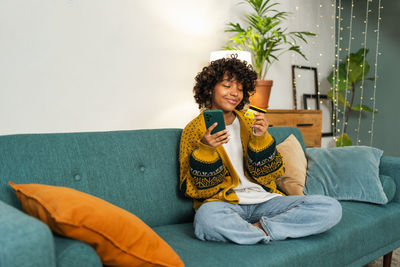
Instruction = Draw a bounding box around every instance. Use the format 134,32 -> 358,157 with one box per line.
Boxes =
267,116 -> 294,127
292,113 -> 321,128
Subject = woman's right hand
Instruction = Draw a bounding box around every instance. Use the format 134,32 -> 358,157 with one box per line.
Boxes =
201,123 -> 230,148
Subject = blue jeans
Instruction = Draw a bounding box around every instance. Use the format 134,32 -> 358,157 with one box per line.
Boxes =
194,195 -> 342,244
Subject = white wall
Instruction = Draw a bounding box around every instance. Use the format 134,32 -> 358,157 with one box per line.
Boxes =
0,0 -> 335,140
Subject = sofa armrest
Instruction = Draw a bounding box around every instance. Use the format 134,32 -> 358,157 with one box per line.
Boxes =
0,201 -> 56,267
380,156 -> 400,203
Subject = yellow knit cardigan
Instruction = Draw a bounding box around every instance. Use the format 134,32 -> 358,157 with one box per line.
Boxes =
179,109 -> 285,209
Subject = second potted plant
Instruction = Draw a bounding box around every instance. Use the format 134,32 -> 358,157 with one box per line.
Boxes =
224,0 -> 315,109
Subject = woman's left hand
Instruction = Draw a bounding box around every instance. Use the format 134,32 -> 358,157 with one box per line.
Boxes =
252,113 -> 269,136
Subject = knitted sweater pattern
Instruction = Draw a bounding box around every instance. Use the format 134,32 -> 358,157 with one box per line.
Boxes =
179,109 -> 285,209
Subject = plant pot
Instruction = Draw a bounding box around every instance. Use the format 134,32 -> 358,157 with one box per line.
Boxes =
249,80 -> 273,110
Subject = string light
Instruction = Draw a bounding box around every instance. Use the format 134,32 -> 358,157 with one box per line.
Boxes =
339,0 -> 354,146
332,0 -> 342,140
369,0 -> 382,146
355,0 -> 371,145
315,0 -> 324,124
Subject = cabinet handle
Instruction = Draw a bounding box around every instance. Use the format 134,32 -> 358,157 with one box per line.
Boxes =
297,123 -> 313,127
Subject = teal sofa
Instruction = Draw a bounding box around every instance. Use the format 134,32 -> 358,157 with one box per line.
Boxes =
1,127 -> 400,267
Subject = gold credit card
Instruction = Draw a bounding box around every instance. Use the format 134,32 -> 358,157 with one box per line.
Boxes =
245,105 -> 267,119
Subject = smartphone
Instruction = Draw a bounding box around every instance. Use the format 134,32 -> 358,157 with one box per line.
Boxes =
203,110 -> 226,135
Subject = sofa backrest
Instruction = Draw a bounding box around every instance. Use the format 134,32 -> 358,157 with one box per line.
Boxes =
0,126 -> 304,227
269,126 -> 305,150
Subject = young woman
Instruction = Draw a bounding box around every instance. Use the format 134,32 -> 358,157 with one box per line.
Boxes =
179,56 -> 342,244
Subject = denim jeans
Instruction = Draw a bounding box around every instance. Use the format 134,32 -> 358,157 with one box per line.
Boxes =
194,195 -> 342,245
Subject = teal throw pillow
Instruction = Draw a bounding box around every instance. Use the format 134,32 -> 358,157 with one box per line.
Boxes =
304,146 -> 388,204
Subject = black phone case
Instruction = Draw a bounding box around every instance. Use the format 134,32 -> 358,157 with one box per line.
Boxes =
203,110 -> 226,135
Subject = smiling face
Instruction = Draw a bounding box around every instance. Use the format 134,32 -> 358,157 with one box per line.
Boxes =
211,74 -> 243,113
193,57 -> 257,111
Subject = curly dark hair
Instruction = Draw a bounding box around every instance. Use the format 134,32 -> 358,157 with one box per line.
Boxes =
193,55 -> 257,111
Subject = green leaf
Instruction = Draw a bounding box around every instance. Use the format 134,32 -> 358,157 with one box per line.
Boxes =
288,45 -> 306,60
355,48 -> 368,59
327,63 -> 352,91
272,11 -> 288,21
327,91 -> 351,108
348,59 -> 370,84
336,133 -> 352,147
347,48 -> 370,83
351,104 -> 377,113
288,31 -> 316,44
225,23 -> 245,33
297,31 -> 317,37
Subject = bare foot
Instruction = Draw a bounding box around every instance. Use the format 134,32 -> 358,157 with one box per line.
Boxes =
252,221 -> 268,236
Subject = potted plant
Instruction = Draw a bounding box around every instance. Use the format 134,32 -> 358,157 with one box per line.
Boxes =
327,48 -> 377,147
224,0 -> 316,109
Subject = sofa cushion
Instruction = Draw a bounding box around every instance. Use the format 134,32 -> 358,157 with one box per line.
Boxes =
9,182 -> 184,267
54,236 -> 102,267
304,146 -> 387,204
153,201 -> 400,267
0,200 -> 56,267
275,134 -> 307,195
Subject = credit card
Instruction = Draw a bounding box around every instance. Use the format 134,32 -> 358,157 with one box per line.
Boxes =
244,105 -> 267,119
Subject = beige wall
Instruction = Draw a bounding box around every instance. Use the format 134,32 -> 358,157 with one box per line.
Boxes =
0,0 -> 335,139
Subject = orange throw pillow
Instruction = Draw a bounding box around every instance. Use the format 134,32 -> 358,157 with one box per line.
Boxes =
275,134 -> 307,195
9,182 -> 184,267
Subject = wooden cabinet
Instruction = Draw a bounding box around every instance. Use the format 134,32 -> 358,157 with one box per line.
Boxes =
266,109 -> 322,147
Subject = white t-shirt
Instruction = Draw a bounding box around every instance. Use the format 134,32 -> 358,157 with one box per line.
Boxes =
223,117 -> 280,204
